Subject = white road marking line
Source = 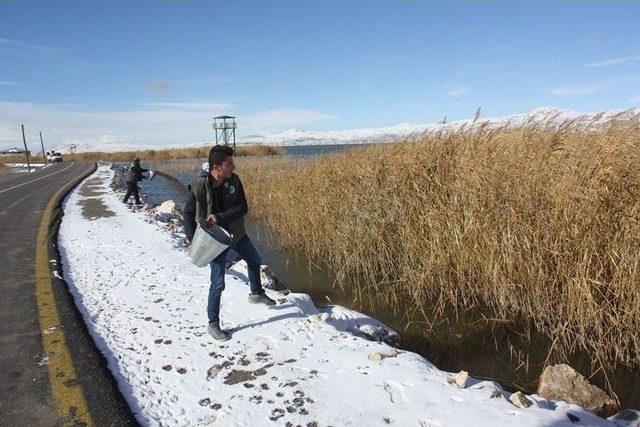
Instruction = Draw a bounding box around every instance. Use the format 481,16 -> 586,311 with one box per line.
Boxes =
0,163 -> 76,195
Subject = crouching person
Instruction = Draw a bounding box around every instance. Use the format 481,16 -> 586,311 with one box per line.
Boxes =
188,145 -> 275,341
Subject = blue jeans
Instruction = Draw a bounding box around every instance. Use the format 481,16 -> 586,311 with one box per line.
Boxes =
207,235 -> 264,323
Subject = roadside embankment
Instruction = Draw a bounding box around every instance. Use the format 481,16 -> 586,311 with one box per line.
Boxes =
238,113 -> 640,403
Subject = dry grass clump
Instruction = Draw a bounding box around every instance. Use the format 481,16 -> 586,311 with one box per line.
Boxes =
0,145 -> 283,164
0,155 -> 36,163
0,162 -> 9,174
62,144 -> 283,162
235,145 -> 285,157
240,112 -> 640,374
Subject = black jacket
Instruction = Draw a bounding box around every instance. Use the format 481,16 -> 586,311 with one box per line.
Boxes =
126,163 -> 148,183
185,173 -> 248,244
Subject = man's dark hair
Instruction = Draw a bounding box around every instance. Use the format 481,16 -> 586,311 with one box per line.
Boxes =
208,145 -> 234,169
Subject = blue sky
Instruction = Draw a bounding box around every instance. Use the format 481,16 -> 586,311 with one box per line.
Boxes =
1,0 -> 639,148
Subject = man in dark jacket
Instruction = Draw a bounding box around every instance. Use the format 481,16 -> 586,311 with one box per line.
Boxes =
187,145 -> 275,341
123,158 -> 148,204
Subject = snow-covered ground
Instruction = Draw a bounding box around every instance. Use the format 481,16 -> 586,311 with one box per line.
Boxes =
58,165 -> 624,426
5,162 -> 47,168
51,106 -> 639,154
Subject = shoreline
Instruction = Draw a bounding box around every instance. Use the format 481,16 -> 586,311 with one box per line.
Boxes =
54,163 -> 634,426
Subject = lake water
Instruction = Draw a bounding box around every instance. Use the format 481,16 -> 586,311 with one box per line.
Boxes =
134,146 -> 639,411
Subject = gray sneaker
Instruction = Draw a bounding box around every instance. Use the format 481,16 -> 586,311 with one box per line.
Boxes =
248,293 -> 276,306
207,322 -> 230,341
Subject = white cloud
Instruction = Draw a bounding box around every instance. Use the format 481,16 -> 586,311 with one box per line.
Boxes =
0,102 -> 336,150
144,76 -> 234,92
143,102 -> 231,111
552,77 -> 640,96
551,82 -> 613,96
172,76 -> 234,85
585,56 -> 640,67
0,101 -> 231,150
242,109 -> 337,130
0,37 -> 66,53
0,80 -> 22,86
444,84 -> 471,97
144,79 -> 171,92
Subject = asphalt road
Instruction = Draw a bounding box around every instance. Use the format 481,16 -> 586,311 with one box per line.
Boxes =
0,162 -> 136,426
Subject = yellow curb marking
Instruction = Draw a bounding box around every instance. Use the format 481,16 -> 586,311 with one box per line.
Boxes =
35,163 -> 94,426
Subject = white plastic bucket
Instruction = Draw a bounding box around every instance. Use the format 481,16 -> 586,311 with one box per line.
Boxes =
187,222 -> 233,267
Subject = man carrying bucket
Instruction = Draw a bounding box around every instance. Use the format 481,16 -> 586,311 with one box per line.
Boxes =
188,145 -> 276,341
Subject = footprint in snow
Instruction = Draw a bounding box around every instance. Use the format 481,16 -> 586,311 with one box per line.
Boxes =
270,408 -> 285,421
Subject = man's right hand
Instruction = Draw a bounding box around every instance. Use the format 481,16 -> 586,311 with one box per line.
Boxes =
205,214 -> 217,226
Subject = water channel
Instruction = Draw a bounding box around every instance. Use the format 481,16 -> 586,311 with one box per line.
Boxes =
134,145 -> 639,411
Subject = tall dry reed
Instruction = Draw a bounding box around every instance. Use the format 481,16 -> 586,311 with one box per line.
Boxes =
239,113 -> 640,375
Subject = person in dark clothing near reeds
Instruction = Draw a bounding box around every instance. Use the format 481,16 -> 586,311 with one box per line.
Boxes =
183,162 -> 209,241
123,158 -> 148,204
185,145 -> 275,341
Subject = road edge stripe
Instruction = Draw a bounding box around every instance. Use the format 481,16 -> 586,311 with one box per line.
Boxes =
35,162 -> 96,426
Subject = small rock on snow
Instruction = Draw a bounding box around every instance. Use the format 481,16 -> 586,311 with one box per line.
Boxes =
447,371 -> 469,389
509,391 -> 533,408
368,352 -> 384,361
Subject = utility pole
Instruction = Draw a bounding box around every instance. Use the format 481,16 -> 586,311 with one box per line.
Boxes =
21,124 -> 31,173
39,131 -> 47,164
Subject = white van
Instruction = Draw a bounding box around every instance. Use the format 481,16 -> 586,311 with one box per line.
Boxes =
47,152 -> 63,163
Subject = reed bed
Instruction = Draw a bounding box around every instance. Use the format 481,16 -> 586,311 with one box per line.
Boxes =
0,145 -> 283,164
0,155 -> 39,164
68,144 -> 283,162
0,163 -> 9,174
239,113 -> 640,376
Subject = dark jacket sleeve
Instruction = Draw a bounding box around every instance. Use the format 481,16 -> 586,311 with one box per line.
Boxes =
183,188 -> 197,241
216,177 -> 248,224
131,165 -> 147,181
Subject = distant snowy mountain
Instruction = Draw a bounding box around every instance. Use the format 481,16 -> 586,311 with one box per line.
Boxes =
53,107 -> 637,154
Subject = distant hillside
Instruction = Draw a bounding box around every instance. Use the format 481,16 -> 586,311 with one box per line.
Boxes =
52,107 -> 637,154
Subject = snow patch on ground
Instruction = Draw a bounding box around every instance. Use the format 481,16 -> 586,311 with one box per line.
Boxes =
58,164 -> 616,426
5,163 -> 47,168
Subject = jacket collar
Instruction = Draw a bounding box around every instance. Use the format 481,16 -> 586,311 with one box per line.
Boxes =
205,173 -> 234,191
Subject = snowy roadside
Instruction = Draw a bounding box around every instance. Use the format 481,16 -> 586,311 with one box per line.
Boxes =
58,164 -> 619,426
4,162 -> 49,172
